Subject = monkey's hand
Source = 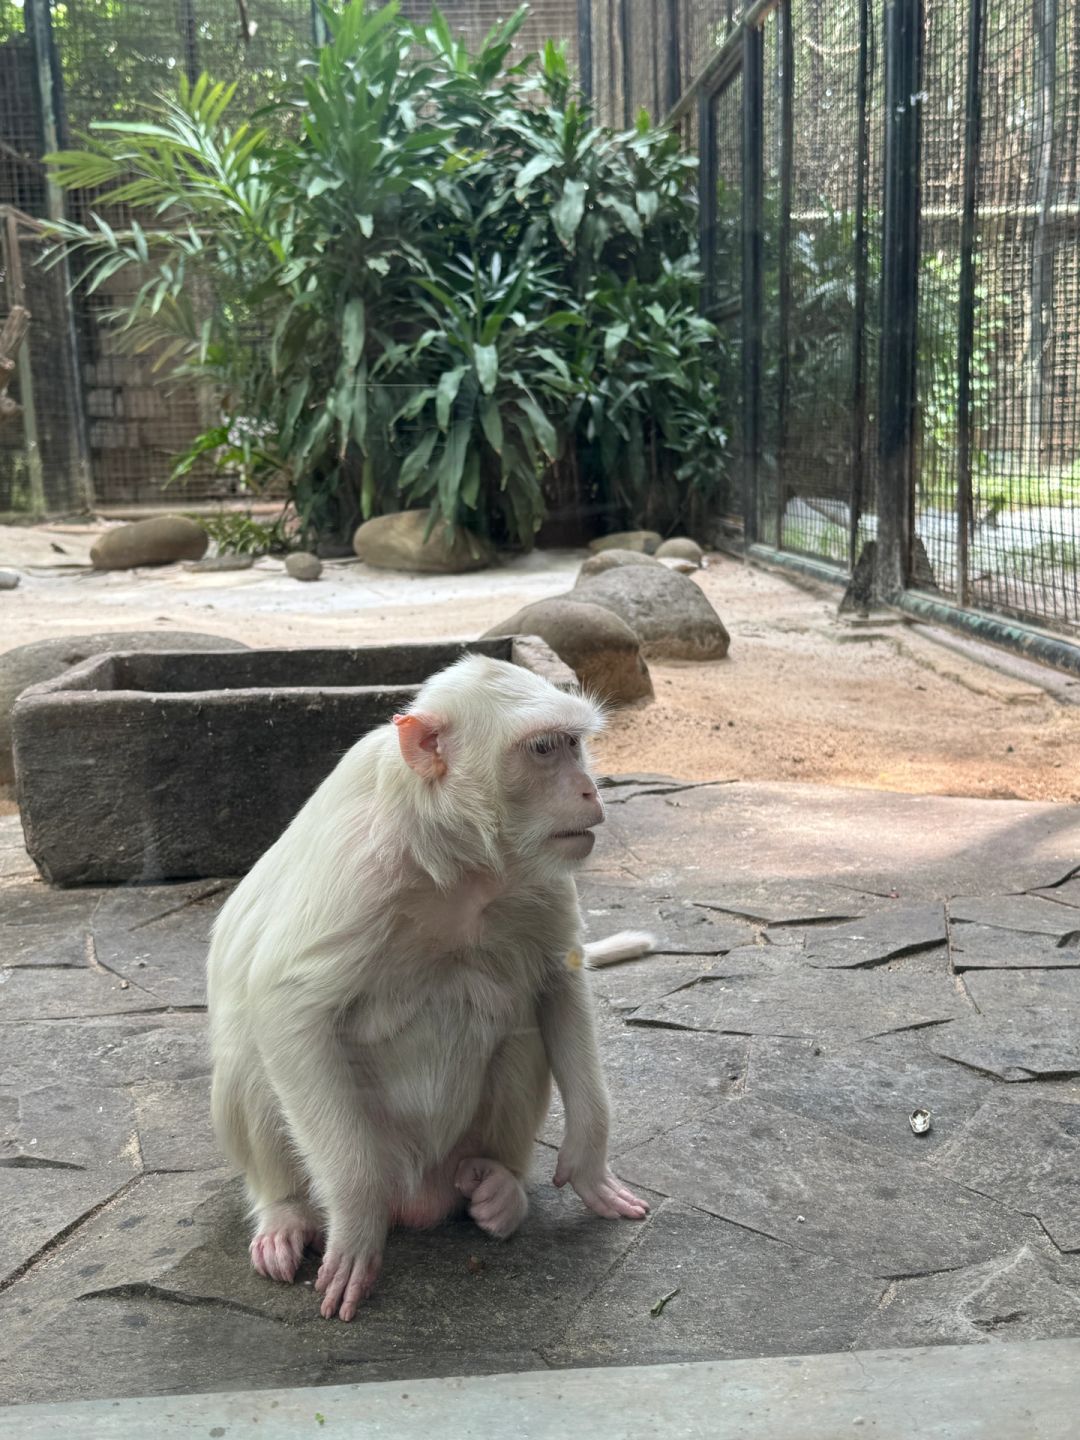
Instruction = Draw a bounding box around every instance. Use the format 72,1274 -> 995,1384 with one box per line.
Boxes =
553,1152 -> 649,1221
315,1239 -> 383,1321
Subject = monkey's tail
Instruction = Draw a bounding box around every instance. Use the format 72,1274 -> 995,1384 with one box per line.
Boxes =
583,931 -> 656,968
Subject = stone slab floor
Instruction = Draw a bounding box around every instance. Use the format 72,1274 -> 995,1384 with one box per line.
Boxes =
2,779 -> 1080,1406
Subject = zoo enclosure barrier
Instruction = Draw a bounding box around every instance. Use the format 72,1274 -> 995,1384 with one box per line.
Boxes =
584,0 -> 1080,651
0,0 -> 582,513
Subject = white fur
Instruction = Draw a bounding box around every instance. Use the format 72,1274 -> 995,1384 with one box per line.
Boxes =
207,654 -> 648,1319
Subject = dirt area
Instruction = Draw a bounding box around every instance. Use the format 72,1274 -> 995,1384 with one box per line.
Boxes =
3,520 -> 1079,804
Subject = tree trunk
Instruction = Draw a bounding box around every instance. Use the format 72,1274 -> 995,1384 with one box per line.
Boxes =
1024,0 -> 1058,465
0,304 -> 30,426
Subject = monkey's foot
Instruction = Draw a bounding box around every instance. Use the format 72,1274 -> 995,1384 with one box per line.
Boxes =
454,1157 -> 528,1240
249,1204 -> 320,1283
554,1159 -> 650,1221
315,1248 -> 382,1321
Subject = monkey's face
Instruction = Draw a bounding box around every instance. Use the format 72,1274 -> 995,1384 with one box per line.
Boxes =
503,729 -> 606,869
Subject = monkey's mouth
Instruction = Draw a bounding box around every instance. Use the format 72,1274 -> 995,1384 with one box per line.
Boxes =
549,829 -> 597,854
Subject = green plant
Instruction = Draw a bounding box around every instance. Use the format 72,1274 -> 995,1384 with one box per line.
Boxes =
188,511 -> 291,555
43,2 -> 727,547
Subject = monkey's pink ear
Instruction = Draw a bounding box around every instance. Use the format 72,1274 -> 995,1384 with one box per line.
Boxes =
393,713 -> 448,780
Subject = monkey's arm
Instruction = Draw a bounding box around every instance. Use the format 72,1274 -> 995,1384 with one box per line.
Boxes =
253,972 -> 387,1318
538,965 -> 649,1221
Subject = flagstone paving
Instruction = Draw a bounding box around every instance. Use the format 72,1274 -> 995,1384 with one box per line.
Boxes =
2,780 -> 1079,1404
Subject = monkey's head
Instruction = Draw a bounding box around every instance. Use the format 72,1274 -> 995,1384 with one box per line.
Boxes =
392,655 -> 606,878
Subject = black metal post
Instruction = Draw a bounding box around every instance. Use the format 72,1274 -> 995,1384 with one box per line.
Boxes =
179,0 -> 200,87
776,0 -> 793,548
24,0 -> 94,510
742,23 -> 765,545
849,0 -> 871,569
578,0 -> 593,101
698,89 -> 718,311
956,0 -> 985,607
876,0 -> 922,601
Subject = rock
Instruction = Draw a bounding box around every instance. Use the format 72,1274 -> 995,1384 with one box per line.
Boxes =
587,530 -> 662,555
655,536 -> 704,565
482,598 -> 653,706
0,569 -> 19,590
578,549 -> 664,580
574,565 -> 730,661
90,516 -> 208,570
0,631 -> 247,787
285,551 -> 322,582
353,510 -> 495,574
185,554 -> 255,573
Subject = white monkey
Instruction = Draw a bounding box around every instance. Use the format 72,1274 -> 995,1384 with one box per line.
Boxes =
207,654 -> 652,1321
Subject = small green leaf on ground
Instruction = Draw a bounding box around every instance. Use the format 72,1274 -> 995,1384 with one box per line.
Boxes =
650,1287 -> 680,1318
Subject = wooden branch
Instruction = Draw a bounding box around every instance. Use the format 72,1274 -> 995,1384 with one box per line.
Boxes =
0,304 -> 31,426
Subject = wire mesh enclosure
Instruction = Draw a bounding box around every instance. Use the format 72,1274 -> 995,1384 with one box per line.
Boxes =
0,0 -> 581,513
590,0 -> 1080,639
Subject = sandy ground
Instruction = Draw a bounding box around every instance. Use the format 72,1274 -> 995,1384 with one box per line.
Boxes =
3,520 -> 1079,803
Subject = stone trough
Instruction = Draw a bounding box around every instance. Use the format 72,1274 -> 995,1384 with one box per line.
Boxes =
13,635 -> 569,886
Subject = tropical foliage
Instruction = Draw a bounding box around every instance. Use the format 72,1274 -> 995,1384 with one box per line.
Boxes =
44,1 -> 728,545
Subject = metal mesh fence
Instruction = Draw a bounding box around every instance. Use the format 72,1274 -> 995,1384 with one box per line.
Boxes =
912,0 -> 1080,631
1,208 -> 90,514
0,0 -> 584,513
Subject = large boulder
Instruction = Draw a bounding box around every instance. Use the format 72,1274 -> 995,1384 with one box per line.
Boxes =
1,631 -> 248,786
353,510 -> 495,574
578,548 -> 665,581
90,516 -> 208,570
587,530 -> 662,556
655,536 -> 705,566
574,565 -> 730,661
482,597 -> 653,706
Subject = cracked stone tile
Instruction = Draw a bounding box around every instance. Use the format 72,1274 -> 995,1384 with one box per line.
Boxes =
963,968 -> 1080,1014
579,880 -> 757,955
542,1024 -> 747,1154
798,904 -> 947,968
690,883 -> 873,927
1030,878 -> 1080,910
0,1014 -> 209,1089
589,949 -> 781,1017
1,1080 -> 139,1175
0,924 -> 88,968
929,1006 -> 1080,1082
934,1091 -> 1080,1251
150,1154 -> 661,1353
0,1169 -> 128,1285
132,1076 -> 218,1171
0,1171 -> 228,1310
948,894 -> 1080,937
2,1285 -> 547,1406
950,922 -> 1080,969
542,1201 -> 883,1368
615,1097 -> 1027,1279
854,1236 -> 1080,1349
93,917 -> 213,1009
629,965 -> 968,1042
745,1033 -> 995,1154
0,967 -> 169,1021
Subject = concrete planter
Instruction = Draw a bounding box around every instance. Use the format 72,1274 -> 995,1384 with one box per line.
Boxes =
13,637 -> 572,886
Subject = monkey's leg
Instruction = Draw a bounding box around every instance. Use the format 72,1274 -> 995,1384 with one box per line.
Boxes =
212,1061 -> 320,1284
454,1025 -> 552,1241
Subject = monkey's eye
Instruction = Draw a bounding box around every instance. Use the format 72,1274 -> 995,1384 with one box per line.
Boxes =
527,732 -> 562,756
